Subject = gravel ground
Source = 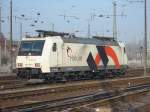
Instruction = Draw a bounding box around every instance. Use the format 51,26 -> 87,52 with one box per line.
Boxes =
0,66 -> 16,77
0,65 -> 11,72
0,73 -> 16,77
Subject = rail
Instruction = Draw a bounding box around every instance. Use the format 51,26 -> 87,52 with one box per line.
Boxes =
2,83 -> 150,112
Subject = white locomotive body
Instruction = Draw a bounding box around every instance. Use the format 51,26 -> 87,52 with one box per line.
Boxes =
16,31 -> 128,79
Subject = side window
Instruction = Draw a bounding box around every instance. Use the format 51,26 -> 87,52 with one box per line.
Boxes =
124,47 -> 126,53
52,43 -> 57,52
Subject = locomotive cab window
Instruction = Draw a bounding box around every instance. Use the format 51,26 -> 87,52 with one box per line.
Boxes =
18,40 -> 45,56
52,43 -> 57,52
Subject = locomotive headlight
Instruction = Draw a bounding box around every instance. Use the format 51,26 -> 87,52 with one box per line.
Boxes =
35,63 -> 40,68
17,63 -> 23,67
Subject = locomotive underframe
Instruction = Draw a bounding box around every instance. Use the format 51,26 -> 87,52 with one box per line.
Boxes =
16,65 -> 128,80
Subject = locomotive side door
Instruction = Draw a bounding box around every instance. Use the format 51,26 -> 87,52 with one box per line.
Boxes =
51,42 -> 58,66
50,38 -> 63,73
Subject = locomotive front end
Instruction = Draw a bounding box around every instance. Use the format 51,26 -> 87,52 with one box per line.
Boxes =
16,39 -> 45,78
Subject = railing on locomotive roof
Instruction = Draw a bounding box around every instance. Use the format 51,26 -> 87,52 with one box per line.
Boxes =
36,30 -> 72,37
25,30 -> 76,38
92,36 -> 116,42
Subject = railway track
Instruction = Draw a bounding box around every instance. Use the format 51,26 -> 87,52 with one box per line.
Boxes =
1,80 -> 150,112
71,84 -> 150,112
0,67 -> 149,90
0,68 -> 150,91
0,79 -> 28,90
0,73 -> 16,81
0,76 -> 150,112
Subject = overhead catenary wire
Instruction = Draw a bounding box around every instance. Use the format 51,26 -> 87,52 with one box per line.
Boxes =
126,0 -> 148,76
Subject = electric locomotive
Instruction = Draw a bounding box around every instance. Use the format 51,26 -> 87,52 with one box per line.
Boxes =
16,30 -> 128,80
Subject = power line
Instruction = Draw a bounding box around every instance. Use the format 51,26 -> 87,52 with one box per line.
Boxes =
113,1 -> 117,40
126,0 -> 148,76
144,0 -> 148,76
0,0 -> 2,67
9,0 -> 13,72
93,1 -> 126,40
